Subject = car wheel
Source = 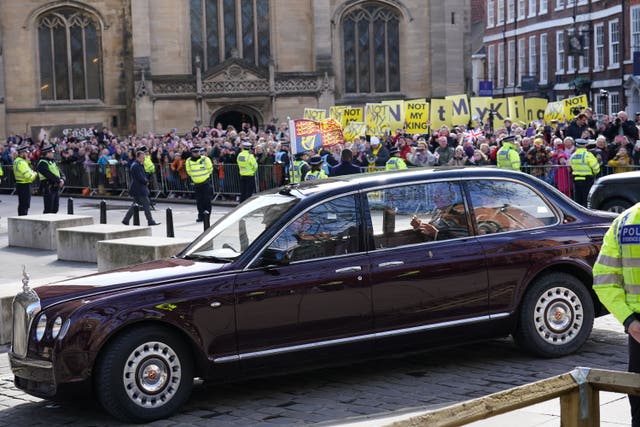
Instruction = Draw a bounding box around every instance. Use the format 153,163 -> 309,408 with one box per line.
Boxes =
600,198 -> 632,213
513,273 -> 594,358
95,325 -> 194,422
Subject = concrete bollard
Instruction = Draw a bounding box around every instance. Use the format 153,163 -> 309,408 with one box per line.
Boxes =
99,200 -> 107,224
166,207 -> 175,238
133,204 -> 140,226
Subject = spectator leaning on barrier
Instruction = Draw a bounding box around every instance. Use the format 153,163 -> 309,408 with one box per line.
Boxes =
185,146 -> 213,222
237,140 -> 258,202
569,138 -> 600,207
13,145 -> 38,216
36,144 -> 65,214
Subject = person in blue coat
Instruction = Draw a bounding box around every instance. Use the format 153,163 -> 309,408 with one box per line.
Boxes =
122,150 -> 160,226
330,149 -> 362,176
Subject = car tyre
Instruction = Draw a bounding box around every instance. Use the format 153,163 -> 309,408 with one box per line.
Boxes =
95,325 -> 194,423
513,273 -> 594,358
600,198 -> 632,213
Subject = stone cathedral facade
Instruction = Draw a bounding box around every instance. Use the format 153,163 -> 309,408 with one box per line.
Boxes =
0,0 -> 470,138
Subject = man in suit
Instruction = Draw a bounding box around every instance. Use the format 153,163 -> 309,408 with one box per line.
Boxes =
122,150 -> 160,226
330,149 -> 362,176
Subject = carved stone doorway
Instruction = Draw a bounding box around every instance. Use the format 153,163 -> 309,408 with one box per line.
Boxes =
211,109 -> 260,132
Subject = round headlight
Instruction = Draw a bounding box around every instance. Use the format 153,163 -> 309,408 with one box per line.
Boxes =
51,317 -> 63,339
35,314 -> 47,341
58,318 -> 71,340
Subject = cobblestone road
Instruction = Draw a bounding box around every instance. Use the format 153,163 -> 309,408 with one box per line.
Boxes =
0,316 -> 628,426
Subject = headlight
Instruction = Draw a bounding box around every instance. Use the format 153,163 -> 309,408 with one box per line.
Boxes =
51,316 -> 63,339
58,318 -> 71,340
35,314 -> 47,341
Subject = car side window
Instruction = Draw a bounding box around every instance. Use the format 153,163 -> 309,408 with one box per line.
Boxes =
268,195 -> 360,262
467,180 -> 557,235
366,181 -> 470,249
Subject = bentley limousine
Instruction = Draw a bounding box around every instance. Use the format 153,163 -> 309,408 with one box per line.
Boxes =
10,167 -> 616,422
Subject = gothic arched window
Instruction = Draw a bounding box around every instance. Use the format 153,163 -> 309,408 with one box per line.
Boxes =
343,3 -> 401,94
37,7 -> 102,101
190,0 -> 270,72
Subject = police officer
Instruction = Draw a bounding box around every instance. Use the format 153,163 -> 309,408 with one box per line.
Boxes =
237,140 -> 258,202
593,205 -> 640,426
290,152 -> 310,183
13,145 -> 38,216
385,147 -> 408,171
36,144 -> 65,213
305,155 -> 328,180
496,135 -> 521,170
569,138 -> 600,207
185,146 -> 213,222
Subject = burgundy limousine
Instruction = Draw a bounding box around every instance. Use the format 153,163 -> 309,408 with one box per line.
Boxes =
10,167 -> 616,422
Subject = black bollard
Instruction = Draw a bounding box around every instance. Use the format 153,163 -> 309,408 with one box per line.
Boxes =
166,207 -> 175,238
99,200 -> 107,224
203,210 -> 210,230
133,204 -> 140,226
67,198 -> 74,215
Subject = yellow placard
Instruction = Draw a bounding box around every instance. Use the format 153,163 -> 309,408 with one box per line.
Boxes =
342,107 -> 364,128
524,97 -> 548,123
507,96 -> 526,124
330,106 -> 348,123
544,101 -> 565,123
404,100 -> 430,134
365,103 -> 390,136
382,100 -> 406,132
470,97 -> 494,125
445,94 -> 471,126
303,108 -> 327,120
563,95 -> 589,119
429,99 -> 452,129
343,121 -> 366,143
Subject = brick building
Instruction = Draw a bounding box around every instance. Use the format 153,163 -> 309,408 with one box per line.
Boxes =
0,0 -> 471,139
480,0 -> 640,117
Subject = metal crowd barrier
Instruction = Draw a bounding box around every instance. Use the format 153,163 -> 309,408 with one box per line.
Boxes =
1,162 -> 638,203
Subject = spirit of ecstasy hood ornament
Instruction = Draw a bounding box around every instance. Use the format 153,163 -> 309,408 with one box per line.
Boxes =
21,265 -> 31,293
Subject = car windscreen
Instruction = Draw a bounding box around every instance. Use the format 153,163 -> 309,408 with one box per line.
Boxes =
181,193 -> 300,262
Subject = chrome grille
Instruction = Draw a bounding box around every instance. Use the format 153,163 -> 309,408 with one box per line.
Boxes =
11,290 -> 40,358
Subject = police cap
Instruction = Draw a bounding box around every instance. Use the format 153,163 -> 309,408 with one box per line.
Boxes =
389,147 -> 400,155
17,145 -> 31,153
502,135 -> 516,143
41,144 -> 55,153
575,138 -> 588,147
190,146 -> 202,153
308,155 -> 323,166
242,140 -> 253,148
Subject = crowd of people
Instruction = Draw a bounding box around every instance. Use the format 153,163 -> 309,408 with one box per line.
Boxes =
1,106 -> 640,206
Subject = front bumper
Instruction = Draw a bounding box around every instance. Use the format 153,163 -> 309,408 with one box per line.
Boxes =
9,352 -> 56,398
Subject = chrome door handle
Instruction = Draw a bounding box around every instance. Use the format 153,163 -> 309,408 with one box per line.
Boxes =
335,266 -> 362,273
379,261 -> 404,268
210,301 -> 222,308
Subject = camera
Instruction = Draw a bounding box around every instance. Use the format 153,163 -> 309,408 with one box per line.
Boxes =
615,117 -> 622,125
599,89 -> 609,98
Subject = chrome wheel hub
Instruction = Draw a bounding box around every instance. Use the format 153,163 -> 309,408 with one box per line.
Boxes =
123,341 -> 182,408
533,287 -> 583,345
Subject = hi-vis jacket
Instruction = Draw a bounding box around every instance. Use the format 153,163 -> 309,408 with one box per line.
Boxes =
569,147 -> 600,179
593,204 -> 640,329
496,141 -> 521,170
185,156 -> 213,184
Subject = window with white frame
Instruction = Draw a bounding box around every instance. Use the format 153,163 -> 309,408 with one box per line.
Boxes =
507,0 -> 515,22
518,0 -> 526,19
488,0 -> 495,27
508,40 -> 516,86
631,6 -> 640,54
567,0 -> 575,6
518,38 -> 526,84
595,93 -> 607,116
610,92 -> 619,113
540,0 -> 547,13
529,0 -> 536,16
488,44 -> 495,83
556,0 -> 564,10
556,30 -> 565,73
529,36 -> 537,77
609,20 -> 620,67
579,28 -> 589,70
567,30 -> 575,72
594,23 -> 604,69
497,0 -> 505,25
498,42 -> 505,87
540,33 -> 548,82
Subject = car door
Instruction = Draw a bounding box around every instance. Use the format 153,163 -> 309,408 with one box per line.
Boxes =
234,193 -> 373,359
366,181 -> 489,334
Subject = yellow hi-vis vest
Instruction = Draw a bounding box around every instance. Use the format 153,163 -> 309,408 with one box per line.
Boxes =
143,155 -> 155,174
385,157 -> 407,171
185,156 -> 213,184
593,204 -> 640,326
290,160 -> 308,183
304,169 -> 328,180
13,157 -> 37,184
237,151 -> 258,176
37,159 -> 61,181
569,147 -> 600,179
496,142 -> 521,170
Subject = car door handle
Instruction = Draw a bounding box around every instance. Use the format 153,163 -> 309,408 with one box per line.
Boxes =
379,261 -> 404,268
335,266 -> 362,273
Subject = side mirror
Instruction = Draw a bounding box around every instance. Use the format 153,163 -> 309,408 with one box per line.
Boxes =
259,247 -> 291,267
